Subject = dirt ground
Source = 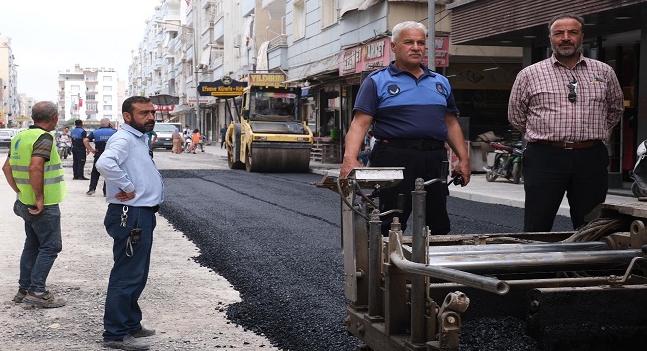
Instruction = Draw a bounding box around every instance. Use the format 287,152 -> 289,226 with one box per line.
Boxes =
0,149 -> 277,350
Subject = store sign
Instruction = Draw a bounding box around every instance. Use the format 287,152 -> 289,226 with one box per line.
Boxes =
198,76 -> 247,97
249,73 -> 286,87
153,104 -> 175,112
434,35 -> 450,68
339,37 -> 392,76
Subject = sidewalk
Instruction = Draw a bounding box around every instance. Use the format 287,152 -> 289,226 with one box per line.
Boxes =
0,150 -> 276,350
308,160 -> 632,217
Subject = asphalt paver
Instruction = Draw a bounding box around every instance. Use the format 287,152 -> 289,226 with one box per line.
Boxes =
159,167 -> 572,351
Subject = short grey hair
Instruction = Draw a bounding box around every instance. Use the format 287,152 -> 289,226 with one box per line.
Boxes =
31,101 -> 58,123
548,14 -> 585,33
100,118 -> 111,127
391,21 -> 427,42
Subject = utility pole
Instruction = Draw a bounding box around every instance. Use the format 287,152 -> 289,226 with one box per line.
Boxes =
193,0 -> 201,133
428,0 -> 436,71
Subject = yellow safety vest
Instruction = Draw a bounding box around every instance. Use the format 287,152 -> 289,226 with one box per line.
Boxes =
9,128 -> 66,205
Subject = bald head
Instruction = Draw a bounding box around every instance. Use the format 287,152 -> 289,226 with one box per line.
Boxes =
100,118 -> 111,127
32,101 -> 58,123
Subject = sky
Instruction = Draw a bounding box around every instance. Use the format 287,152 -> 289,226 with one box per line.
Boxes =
0,0 -> 161,102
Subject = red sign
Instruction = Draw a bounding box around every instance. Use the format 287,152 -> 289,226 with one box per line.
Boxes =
154,104 -> 175,112
434,35 -> 450,68
339,38 -> 392,76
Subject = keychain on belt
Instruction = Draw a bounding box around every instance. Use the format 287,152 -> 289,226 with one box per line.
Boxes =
121,206 -> 143,257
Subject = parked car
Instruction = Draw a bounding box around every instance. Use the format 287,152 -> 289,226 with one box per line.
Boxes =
0,129 -> 17,148
151,122 -> 182,149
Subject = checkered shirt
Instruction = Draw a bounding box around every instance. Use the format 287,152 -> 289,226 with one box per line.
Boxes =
508,54 -> 624,142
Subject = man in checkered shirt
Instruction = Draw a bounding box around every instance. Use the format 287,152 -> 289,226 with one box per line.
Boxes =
508,14 -> 624,232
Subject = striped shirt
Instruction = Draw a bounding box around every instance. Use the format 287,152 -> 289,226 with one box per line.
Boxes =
508,54 -> 624,142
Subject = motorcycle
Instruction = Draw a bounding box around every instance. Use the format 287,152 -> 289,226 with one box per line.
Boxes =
484,140 -> 524,184
57,138 -> 72,160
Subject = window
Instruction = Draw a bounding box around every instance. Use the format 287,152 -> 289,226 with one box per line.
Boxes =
104,115 -> 112,119
104,76 -> 112,82
321,0 -> 337,28
103,95 -> 112,104
70,85 -> 80,93
104,105 -> 112,111
104,86 -> 112,92
293,0 -> 305,40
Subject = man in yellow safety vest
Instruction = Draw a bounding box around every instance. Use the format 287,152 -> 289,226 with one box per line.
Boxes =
2,101 -> 66,308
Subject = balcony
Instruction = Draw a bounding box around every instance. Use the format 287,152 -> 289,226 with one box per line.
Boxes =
212,16 -> 224,42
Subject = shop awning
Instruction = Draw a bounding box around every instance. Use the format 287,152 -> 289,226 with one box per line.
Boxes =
285,54 -> 339,83
169,104 -> 194,116
448,0 -> 646,45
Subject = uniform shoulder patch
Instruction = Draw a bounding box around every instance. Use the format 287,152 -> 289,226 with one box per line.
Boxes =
435,82 -> 448,97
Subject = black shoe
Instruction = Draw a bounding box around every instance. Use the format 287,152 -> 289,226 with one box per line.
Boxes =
79,177 -> 89,180
12,288 -> 27,303
22,291 -> 66,308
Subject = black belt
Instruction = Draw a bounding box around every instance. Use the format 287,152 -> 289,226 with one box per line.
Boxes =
109,204 -> 159,213
377,138 -> 445,151
532,140 -> 600,150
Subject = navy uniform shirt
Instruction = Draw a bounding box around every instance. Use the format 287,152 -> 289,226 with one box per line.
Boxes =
353,62 -> 458,141
70,126 -> 87,148
87,127 -> 117,154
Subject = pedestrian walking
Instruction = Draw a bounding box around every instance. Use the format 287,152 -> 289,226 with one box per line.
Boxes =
171,127 -> 182,154
220,126 -> 227,148
71,119 -> 88,180
2,101 -> 66,308
96,96 -> 164,351
508,14 -> 624,232
83,118 -> 116,196
190,128 -> 203,153
340,21 -> 470,235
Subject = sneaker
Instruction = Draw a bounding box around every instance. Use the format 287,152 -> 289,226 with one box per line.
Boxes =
130,325 -> 156,338
12,288 -> 27,303
86,190 -> 95,196
104,335 -> 150,350
22,291 -> 66,308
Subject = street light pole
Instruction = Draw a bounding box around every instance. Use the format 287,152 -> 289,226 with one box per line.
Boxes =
192,2 -> 201,134
428,0 -> 436,71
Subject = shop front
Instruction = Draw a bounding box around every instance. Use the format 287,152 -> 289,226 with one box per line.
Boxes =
448,0 -> 647,185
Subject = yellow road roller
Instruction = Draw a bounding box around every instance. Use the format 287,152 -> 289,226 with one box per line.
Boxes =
226,74 -> 313,172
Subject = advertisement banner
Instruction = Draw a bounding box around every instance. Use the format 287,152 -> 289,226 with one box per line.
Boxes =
339,37 -> 392,76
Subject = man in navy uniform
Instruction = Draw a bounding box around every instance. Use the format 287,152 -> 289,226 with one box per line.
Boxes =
70,119 -> 88,180
340,21 -> 470,235
84,118 -> 117,196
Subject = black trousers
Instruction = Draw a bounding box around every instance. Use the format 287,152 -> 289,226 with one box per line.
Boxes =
370,143 -> 450,236
523,142 -> 608,232
72,147 -> 86,179
89,153 -> 106,194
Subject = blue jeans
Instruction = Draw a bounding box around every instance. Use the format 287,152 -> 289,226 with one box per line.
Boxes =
13,200 -> 62,293
103,204 -> 156,341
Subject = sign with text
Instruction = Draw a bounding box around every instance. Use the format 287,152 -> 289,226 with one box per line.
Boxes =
248,73 -> 286,87
198,76 -> 247,97
434,35 -> 450,68
153,104 -> 175,112
340,37 -> 392,76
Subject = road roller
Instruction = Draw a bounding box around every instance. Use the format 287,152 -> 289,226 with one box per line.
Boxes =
226,73 -> 313,172
318,167 -> 647,351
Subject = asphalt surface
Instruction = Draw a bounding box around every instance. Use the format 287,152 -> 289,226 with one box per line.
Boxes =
158,166 -> 575,351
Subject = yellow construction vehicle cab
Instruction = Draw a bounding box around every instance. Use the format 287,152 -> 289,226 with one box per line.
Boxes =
226,74 -> 313,172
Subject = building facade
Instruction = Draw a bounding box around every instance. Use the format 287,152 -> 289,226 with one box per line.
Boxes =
0,36 -> 19,127
57,64 -> 121,121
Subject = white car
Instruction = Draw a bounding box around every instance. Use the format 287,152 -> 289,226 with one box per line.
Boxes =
0,129 -> 17,148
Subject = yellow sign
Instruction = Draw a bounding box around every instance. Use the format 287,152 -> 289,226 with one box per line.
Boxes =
200,85 -> 246,97
248,73 -> 286,87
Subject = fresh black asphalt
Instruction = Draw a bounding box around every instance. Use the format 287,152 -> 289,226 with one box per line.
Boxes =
159,169 -> 572,351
